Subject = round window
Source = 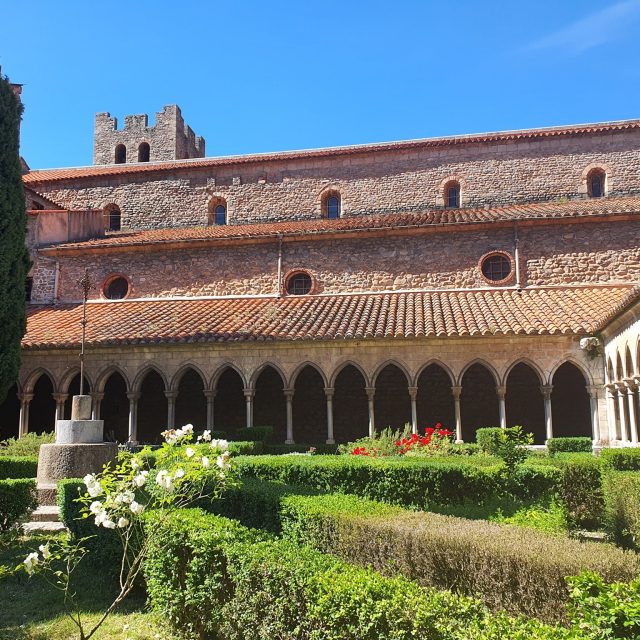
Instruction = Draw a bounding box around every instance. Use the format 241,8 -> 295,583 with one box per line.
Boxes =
286,272 -> 312,295
104,276 -> 130,300
480,254 -> 512,282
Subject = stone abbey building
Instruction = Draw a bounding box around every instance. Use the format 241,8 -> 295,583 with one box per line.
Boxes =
2,101 -> 640,447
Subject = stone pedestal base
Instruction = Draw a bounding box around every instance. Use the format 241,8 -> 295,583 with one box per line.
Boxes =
37,443 -> 118,505
56,420 -> 104,444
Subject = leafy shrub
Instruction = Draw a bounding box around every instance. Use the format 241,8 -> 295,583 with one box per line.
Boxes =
525,455 -> 605,530
604,471 -> 640,550
447,443 -> 481,456
234,426 -> 272,442
145,508 -> 574,640
567,571 -> 640,639
490,501 -> 567,534
57,478 -> 121,566
600,447 -> 640,471
0,478 -> 37,531
338,425 -> 411,457
227,441 -> 263,456
0,455 -> 37,479
547,437 -> 592,455
0,432 -> 53,457
476,427 -> 504,454
264,442 -> 338,455
278,492 -> 640,624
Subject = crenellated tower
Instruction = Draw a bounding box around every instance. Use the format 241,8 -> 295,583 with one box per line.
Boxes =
93,104 -> 205,165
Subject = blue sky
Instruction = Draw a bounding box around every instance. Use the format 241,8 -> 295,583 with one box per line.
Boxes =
3,0 -> 640,169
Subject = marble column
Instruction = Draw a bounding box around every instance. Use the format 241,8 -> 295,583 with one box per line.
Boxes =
616,382 -> 629,444
243,388 -> 255,430
586,385 -> 601,444
90,392 -> 104,421
203,389 -> 216,430
126,392 -> 140,443
606,383 -> 619,443
53,393 -> 67,422
165,390 -> 177,429
540,385 -> 553,442
18,393 -> 33,437
624,379 -> 638,445
324,387 -> 335,444
451,385 -> 462,443
408,386 -> 418,434
365,387 -> 376,437
284,388 -> 294,444
496,386 -> 507,429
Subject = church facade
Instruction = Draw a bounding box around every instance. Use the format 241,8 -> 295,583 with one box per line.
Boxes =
3,104 -> 640,447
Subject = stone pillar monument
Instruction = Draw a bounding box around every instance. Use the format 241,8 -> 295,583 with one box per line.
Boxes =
36,270 -> 117,505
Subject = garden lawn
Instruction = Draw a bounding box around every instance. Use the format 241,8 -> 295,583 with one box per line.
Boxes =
0,532 -> 174,640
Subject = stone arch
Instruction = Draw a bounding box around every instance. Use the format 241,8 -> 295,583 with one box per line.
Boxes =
137,369 -> 168,444
636,336 -> 640,377
625,344 -> 634,379
414,359 -> 455,387
437,175 -> 467,208
606,356 -> 615,384
460,362 -> 499,442
63,372 -> 92,419
59,367 -> 93,395
416,362 -> 455,431
0,383 -> 21,439
372,359 -> 411,387
137,142 -> 150,163
292,364 -> 327,443
505,362 -> 546,444
24,367 -> 58,394
333,364 -> 369,443
210,362 -> 247,390
320,186 -> 342,219
458,359 -> 499,386
616,351 -> 625,382
95,365 -> 131,394
114,144 -> 126,164
174,367 -> 207,430
502,358 -> 544,387
213,365 -> 246,438
551,362 -> 592,438
581,163 -> 612,197
207,195 -> 228,226
103,203 -> 122,232
374,363 -> 411,432
28,371 -> 56,434
548,357 -> 593,386
249,361 -> 287,389
253,365 -> 286,442
133,364 -> 169,393
329,360 -> 371,388
102,370 -> 129,443
289,361 -> 328,389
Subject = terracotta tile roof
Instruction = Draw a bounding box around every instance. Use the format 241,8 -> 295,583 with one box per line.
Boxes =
39,196 -> 640,253
22,119 -> 640,184
23,186 -> 63,209
22,286 -> 636,350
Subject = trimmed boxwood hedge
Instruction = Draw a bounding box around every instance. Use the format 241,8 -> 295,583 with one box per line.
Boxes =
601,447 -> 640,471
234,454 -> 560,509
144,508 -> 576,640
547,438 -> 593,455
213,479 -> 640,624
0,455 -> 37,479
0,477 -> 37,531
604,471 -> 640,550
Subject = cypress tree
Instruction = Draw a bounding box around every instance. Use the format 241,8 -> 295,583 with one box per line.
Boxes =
0,74 -> 29,404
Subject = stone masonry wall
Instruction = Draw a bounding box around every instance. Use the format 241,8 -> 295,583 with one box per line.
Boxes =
93,105 -> 205,165
29,219 -> 640,304
37,128 -> 640,230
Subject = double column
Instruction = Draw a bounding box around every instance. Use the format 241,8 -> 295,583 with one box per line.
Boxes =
282,387 -> 337,444
18,393 -> 33,438
126,391 -> 140,443
540,385 -> 553,442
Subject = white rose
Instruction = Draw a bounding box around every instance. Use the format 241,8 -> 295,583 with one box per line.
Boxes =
38,544 -> 51,560
182,424 -> 194,434
130,501 -> 144,515
174,468 -> 185,479
201,456 -> 210,468
202,430 -> 212,442
133,473 -> 147,487
87,483 -> 103,498
185,447 -> 195,458
24,552 -> 39,574
102,519 -> 116,529
117,517 -> 130,528
89,501 -> 103,515
131,458 -> 140,470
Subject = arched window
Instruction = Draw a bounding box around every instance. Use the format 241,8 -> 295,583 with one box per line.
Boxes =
208,199 -> 227,226
322,191 -> 341,219
480,252 -> 513,283
588,168 -> 606,198
285,271 -> 313,295
103,204 -> 121,232
138,142 -> 150,163
103,275 -> 130,300
115,144 -> 126,164
444,181 -> 461,209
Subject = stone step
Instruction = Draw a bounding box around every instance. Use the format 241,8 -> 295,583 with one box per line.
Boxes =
31,505 -> 60,522
23,521 -> 66,534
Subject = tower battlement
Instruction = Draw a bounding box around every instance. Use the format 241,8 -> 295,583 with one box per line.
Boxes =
93,104 -> 205,165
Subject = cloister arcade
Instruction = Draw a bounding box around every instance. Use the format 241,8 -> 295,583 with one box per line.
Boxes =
1,356 -> 600,445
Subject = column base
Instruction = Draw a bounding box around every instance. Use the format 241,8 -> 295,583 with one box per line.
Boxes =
325,439 -> 335,445
285,439 -> 295,445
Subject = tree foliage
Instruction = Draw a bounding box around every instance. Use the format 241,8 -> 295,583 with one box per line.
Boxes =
0,74 -> 29,404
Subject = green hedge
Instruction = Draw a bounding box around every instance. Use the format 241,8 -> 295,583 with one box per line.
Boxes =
601,447 -> 640,471
0,455 -> 37,479
234,426 -> 273,442
0,478 -> 37,531
234,454 -> 559,509
0,432 -> 53,457
525,455 -> 604,529
144,508 -> 575,640
264,442 -> 339,455
476,427 -> 504,454
214,479 -> 639,624
547,437 -> 593,455
227,441 -> 263,456
604,471 -> 640,550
